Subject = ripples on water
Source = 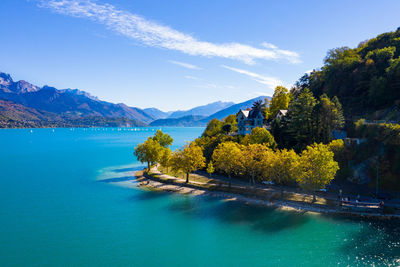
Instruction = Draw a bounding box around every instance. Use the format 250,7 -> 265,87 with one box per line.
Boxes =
1,128 -> 399,266
129,187 -> 400,266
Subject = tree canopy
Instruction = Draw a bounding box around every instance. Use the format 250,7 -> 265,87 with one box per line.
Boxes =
152,129 -> 173,147
241,127 -> 277,148
297,143 -> 339,201
297,28 -> 400,118
212,142 -> 244,186
170,142 -> 205,183
134,137 -> 163,169
241,144 -> 271,185
268,86 -> 291,119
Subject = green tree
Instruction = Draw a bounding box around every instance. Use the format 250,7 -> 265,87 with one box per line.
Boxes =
327,139 -> 346,158
365,46 -> 396,74
152,130 -> 173,147
331,96 -> 345,128
222,124 -> 232,134
206,161 -> 215,177
202,119 -> 224,137
287,88 -> 317,150
241,127 -> 277,148
170,143 -> 206,183
297,143 -> 339,201
252,99 -> 266,112
314,94 -> 344,143
241,144 -> 271,185
268,86 -> 291,119
159,147 -> 172,172
267,149 -> 300,186
134,137 -> 163,170
298,29 -> 400,116
212,142 -> 244,187
223,114 -> 238,132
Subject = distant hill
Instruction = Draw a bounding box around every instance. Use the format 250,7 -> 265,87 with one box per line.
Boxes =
0,100 -> 146,128
0,71 -> 154,125
143,108 -> 172,120
201,96 -> 269,122
149,96 -> 269,127
0,71 -> 270,128
149,115 -> 206,127
168,101 -> 234,119
0,99 -> 62,126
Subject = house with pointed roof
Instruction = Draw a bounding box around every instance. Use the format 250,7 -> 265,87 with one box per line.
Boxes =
236,108 -> 264,135
275,109 -> 288,120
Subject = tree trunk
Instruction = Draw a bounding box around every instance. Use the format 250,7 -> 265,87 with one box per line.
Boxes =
186,172 -> 189,183
313,189 -> 316,202
228,174 -> 231,188
147,161 -> 150,171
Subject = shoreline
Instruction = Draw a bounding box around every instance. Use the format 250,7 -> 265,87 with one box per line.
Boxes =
135,169 -> 400,220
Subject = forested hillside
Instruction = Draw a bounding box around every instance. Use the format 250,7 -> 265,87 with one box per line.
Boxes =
297,27 -> 400,120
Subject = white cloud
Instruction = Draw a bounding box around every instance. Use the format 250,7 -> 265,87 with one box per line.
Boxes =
39,0 -> 301,64
184,75 -> 200,80
189,79 -> 237,90
221,65 -> 282,89
169,60 -> 202,70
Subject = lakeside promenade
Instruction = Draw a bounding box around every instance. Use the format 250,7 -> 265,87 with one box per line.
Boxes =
135,166 -> 400,219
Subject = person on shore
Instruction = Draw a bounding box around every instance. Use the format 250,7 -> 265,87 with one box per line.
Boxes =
338,189 -> 342,200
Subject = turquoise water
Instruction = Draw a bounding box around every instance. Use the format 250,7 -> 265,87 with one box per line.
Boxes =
0,128 -> 399,266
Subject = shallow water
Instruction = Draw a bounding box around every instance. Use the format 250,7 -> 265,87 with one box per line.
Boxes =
0,127 -> 399,266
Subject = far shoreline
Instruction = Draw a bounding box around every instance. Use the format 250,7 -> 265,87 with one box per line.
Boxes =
0,126 -> 206,129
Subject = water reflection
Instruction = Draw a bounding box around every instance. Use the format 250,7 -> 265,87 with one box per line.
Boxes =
131,189 -> 400,266
166,195 -> 310,233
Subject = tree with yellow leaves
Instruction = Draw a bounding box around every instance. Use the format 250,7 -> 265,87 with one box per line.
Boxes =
268,86 -> 291,119
134,137 -> 163,170
297,143 -> 339,201
212,142 -> 244,187
159,147 -> 172,172
240,127 -> 277,148
206,161 -> 215,177
170,142 -> 205,183
267,149 -> 300,185
241,144 -> 271,185
152,129 -> 173,147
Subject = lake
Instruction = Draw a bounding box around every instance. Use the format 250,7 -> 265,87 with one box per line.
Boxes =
0,127 -> 399,266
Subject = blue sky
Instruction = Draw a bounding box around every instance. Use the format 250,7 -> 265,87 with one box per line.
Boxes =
1,0 -> 400,111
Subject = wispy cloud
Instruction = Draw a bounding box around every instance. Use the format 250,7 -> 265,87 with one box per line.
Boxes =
184,75 -> 200,80
169,60 -> 202,70
183,75 -> 237,89
38,0 -> 301,64
221,65 -> 282,89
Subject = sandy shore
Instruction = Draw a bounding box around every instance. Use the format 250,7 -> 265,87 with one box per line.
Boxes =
135,169 -> 400,219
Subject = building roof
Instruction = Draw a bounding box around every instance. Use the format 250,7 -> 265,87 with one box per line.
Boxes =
238,109 -> 262,119
240,110 -> 250,117
278,110 -> 288,116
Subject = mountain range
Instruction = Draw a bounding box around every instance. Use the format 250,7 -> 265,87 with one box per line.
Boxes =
149,95 -> 268,126
0,71 -> 268,128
